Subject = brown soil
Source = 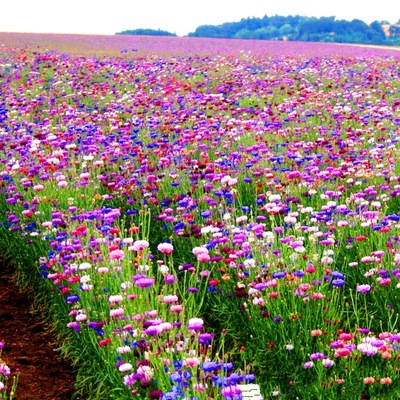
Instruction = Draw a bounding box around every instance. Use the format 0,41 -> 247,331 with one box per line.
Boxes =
0,261 -> 79,400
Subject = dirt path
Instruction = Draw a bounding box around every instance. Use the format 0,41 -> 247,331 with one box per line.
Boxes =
0,261 -> 78,400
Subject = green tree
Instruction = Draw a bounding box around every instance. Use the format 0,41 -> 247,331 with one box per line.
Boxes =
279,23 -> 293,37
234,29 -> 254,39
116,28 -> 176,36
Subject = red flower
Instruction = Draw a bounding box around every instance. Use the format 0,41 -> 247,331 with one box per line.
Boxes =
98,338 -> 111,347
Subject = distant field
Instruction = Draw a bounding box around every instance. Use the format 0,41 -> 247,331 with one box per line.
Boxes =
0,32 -> 399,57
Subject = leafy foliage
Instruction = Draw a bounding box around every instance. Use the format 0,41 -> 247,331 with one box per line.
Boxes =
188,15 -> 400,45
117,28 -> 177,36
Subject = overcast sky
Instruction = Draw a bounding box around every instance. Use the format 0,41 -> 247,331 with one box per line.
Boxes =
1,0 -> 398,37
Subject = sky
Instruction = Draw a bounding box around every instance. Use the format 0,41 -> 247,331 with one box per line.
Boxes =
1,0 -> 398,37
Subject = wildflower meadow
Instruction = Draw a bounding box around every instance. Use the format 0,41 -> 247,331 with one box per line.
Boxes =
0,36 -> 400,399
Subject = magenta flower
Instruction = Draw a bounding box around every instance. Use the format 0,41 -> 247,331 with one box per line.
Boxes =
221,385 -> 242,397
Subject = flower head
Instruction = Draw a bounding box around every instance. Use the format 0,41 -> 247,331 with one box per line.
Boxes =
157,243 -> 174,255
188,317 -> 204,330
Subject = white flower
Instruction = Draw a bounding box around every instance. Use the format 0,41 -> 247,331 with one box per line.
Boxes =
118,363 -> 133,372
108,295 -> 123,304
117,346 -> 131,354
80,274 -> 91,284
79,262 -> 91,270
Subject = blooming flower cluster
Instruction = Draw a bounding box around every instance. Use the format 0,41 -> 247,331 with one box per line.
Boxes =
0,342 -> 18,399
0,39 -> 399,399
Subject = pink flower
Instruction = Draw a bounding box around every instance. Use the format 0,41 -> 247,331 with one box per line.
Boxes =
193,383 -> 206,391
162,295 -> 178,303
170,304 -> 183,313
79,172 -> 90,180
252,297 -> 264,306
58,180 -> 68,188
363,377 -> 375,384
376,277 -> 391,286
109,249 -> 124,261
334,348 -> 351,357
110,308 -> 124,317
192,246 -> 209,256
356,284 -> 371,293
339,332 -> 354,341
349,262 -> 358,267
311,292 -> 325,300
183,357 -> 200,367
108,294 -> 123,304
157,243 -> 174,254
144,310 -> 158,317
197,253 -> 210,262
311,329 -> 323,337
130,240 -> 149,251
298,283 -> 312,291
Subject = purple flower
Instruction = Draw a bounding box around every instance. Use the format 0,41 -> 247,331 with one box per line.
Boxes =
135,277 -> 155,288
202,361 -> 221,372
66,294 -> 80,303
330,271 -> 344,279
144,326 -> 161,335
310,352 -> 326,361
198,332 -> 213,345
253,283 -> 267,290
331,279 -> 346,287
200,210 -> 212,218
163,274 -> 177,284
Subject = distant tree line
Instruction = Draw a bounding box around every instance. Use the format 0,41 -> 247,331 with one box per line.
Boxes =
117,28 -> 177,37
188,15 -> 400,45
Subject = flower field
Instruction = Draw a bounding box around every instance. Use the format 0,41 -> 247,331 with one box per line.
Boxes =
0,34 -> 400,399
